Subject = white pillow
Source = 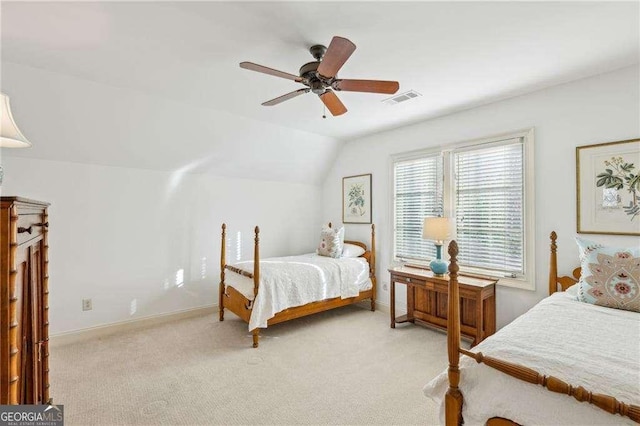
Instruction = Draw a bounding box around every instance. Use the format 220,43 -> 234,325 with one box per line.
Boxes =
342,243 -> 366,258
565,283 -> 579,297
317,226 -> 345,258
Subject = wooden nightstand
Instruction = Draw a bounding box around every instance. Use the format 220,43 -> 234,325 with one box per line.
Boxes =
389,265 -> 497,346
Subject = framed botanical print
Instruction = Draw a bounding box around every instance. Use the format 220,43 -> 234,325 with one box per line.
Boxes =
343,174 -> 372,224
576,138 -> 640,235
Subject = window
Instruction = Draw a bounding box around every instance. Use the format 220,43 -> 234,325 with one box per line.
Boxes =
392,130 -> 535,289
393,154 -> 444,262
454,140 -> 524,276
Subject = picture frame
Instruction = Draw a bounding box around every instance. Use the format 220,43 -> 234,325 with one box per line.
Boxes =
343,173 -> 372,224
576,138 -> 640,236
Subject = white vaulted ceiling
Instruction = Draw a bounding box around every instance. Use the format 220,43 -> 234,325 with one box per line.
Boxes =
1,1 -> 638,180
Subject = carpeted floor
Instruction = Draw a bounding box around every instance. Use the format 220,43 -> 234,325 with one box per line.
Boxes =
50,305 -> 447,425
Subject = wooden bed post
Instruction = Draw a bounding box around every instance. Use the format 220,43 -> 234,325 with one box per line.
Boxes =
548,231 -> 581,293
219,223 -> 226,322
445,240 -> 463,426
370,224 -> 376,311
252,226 -> 260,348
549,231 -> 558,295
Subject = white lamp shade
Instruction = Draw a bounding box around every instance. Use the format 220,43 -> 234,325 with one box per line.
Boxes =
422,217 -> 454,241
0,93 -> 31,148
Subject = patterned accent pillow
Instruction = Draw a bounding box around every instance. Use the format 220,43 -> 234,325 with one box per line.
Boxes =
575,237 -> 640,312
317,226 -> 345,258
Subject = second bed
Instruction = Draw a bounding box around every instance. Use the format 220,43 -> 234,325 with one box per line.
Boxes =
218,223 -> 376,348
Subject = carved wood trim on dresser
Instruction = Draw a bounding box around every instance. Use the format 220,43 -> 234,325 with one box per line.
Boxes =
0,197 -> 51,405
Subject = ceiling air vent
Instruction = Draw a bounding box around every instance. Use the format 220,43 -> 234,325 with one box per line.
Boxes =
383,90 -> 421,106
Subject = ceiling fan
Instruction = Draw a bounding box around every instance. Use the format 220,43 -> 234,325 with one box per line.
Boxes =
240,36 -> 400,116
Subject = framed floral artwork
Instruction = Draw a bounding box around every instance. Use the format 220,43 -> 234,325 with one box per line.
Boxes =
343,174 -> 372,224
576,138 -> 640,235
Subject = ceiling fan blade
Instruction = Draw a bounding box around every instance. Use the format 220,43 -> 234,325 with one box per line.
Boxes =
262,88 -> 310,106
319,90 -> 347,116
240,62 -> 302,82
334,79 -> 400,94
317,36 -> 356,78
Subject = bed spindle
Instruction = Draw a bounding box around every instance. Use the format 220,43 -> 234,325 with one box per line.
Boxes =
219,223 -> 226,321
252,226 -> 260,348
370,224 -> 376,311
549,231 -> 558,295
370,224 -> 376,275
445,240 -> 463,426
253,226 -> 260,297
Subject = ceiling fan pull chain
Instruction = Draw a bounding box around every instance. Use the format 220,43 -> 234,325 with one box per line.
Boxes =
323,105 -> 327,119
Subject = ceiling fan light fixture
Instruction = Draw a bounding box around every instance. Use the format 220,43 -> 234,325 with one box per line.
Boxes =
310,79 -> 324,95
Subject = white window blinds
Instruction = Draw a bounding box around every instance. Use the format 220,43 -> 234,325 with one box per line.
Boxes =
394,154 -> 444,261
454,139 -> 524,275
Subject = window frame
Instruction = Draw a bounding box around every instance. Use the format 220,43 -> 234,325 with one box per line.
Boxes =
389,128 -> 535,290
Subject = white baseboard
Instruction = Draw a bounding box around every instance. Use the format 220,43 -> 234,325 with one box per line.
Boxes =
355,300 -> 406,316
50,304 -> 217,348
51,301 -> 404,348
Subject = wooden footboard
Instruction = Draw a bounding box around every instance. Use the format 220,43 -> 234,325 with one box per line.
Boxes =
445,233 -> 640,425
219,223 -> 377,348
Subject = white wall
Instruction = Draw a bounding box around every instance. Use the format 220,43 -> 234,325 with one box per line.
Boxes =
322,65 -> 640,328
1,157 -> 322,335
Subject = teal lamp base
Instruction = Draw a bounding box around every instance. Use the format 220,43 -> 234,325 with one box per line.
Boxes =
430,243 -> 448,276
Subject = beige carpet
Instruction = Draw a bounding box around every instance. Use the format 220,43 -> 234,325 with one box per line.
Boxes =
50,305 -> 447,425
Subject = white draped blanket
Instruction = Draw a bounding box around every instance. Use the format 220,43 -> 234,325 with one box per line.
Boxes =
424,289 -> 640,425
227,253 -> 371,331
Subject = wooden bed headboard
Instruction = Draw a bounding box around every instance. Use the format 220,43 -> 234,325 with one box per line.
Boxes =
548,231 -> 581,295
327,222 -> 376,274
345,240 -> 374,268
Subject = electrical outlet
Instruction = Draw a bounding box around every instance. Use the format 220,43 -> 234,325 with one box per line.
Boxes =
82,298 -> 92,311
382,283 -> 389,291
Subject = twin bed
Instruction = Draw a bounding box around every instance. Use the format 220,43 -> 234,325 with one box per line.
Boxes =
425,232 -> 640,425
218,223 -> 376,348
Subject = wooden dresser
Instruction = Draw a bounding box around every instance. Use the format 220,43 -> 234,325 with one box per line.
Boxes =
0,197 -> 51,404
389,265 -> 497,346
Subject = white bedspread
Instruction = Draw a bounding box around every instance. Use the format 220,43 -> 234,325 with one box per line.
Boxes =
424,290 -> 640,425
226,253 -> 371,331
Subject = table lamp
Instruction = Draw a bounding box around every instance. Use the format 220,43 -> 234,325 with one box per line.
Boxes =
422,217 -> 453,276
1,93 -> 31,148
0,93 -> 32,185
